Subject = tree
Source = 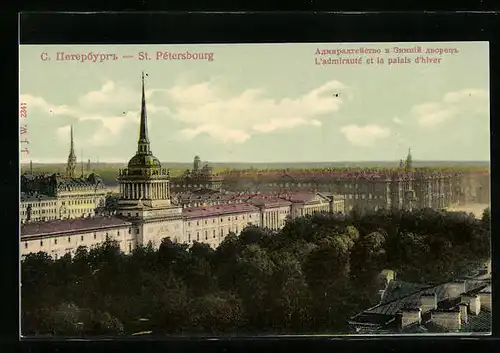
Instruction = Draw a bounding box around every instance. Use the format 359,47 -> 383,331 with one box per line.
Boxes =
187,292 -> 245,334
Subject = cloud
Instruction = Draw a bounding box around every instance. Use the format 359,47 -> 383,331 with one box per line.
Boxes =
22,78 -> 347,148
168,80 -> 346,143
412,88 -> 488,127
392,116 -> 403,125
20,94 -> 76,116
340,124 -> 391,147
21,80 -> 170,148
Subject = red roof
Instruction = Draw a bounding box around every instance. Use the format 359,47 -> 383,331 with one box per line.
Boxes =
21,216 -> 132,238
183,203 -> 259,219
246,197 -> 292,208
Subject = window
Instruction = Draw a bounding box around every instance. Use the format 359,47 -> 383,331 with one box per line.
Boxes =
205,231 -> 208,240
220,229 -> 223,237
204,220 -> 207,224
188,222 -> 191,227
117,231 -> 120,236
128,213 -> 131,217
188,233 -> 191,242
129,243 -> 132,253
68,237 -> 71,243
197,232 -> 199,241
235,216 -> 238,220
197,221 -> 199,226
136,213 -> 139,217
128,228 -> 131,234
24,242 -> 28,249
213,219 -> 215,223
228,217 -> 230,221
54,239 -> 58,245
80,235 -> 84,241
94,233 -> 97,240
220,218 -> 223,222
213,230 -> 216,238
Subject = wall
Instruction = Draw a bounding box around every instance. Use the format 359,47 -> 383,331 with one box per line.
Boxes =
21,224 -> 135,259
184,210 -> 261,248
141,218 -> 184,249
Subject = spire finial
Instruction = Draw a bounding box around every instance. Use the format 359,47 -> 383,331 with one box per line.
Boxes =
138,71 -> 150,154
70,125 -> 74,152
66,125 -> 77,178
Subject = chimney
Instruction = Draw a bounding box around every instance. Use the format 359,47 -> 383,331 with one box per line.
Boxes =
459,303 -> 468,324
430,308 -> 461,331
444,280 -> 466,299
420,293 -> 437,313
478,289 -> 491,311
399,307 -> 422,329
461,294 -> 481,315
395,312 -> 403,332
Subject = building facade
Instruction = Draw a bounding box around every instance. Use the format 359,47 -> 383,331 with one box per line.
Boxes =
20,125 -> 107,223
20,173 -> 107,222
218,150 -> 486,212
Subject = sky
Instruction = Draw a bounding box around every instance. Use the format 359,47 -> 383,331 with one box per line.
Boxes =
19,42 -> 490,164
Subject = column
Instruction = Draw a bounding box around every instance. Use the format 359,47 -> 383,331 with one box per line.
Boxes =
146,184 -> 150,199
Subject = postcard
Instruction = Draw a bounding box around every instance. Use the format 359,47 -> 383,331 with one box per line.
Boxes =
19,42 -> 491,337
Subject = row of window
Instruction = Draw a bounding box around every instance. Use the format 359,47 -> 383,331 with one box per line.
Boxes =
61,198 -> 103,206
172,184 -> 212,188
24,228 -> 132,249
187,214 -> 254,227
187,226 -> 241,243
48,242 -> 134,260
21,201 -> 57,207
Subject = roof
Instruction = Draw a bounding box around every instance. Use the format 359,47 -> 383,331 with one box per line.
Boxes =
380,280 -> 430,304
21,216 -> 132,238
401,308 -> 492,334
280,192 -> 327,204
20,192 -> 57,203
183,203 -> 260,219
365,280 -> 487,317
247,197 -> 292,208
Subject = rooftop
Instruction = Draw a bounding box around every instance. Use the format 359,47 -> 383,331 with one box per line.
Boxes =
21,216 -> 132,238
183,203 -> 260,219
20,192 -> 57,203
247,197 -> 292,208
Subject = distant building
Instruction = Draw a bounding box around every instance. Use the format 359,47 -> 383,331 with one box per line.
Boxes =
220,151 -> 465,212
20,127 -> 107,223
170,155 -> 224,193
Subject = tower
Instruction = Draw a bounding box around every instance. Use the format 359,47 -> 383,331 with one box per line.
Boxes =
117,72 -> 172,212
405,148 -> 413,170
193,155 -> 201,173
66,125 -> 77,178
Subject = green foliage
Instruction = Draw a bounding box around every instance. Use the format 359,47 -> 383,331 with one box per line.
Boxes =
21,208 -> 490,336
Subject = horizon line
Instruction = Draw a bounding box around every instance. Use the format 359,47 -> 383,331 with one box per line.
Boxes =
21,159 -> 491,165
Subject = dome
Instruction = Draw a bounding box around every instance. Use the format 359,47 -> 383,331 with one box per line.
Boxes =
127,153 -> 162,169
